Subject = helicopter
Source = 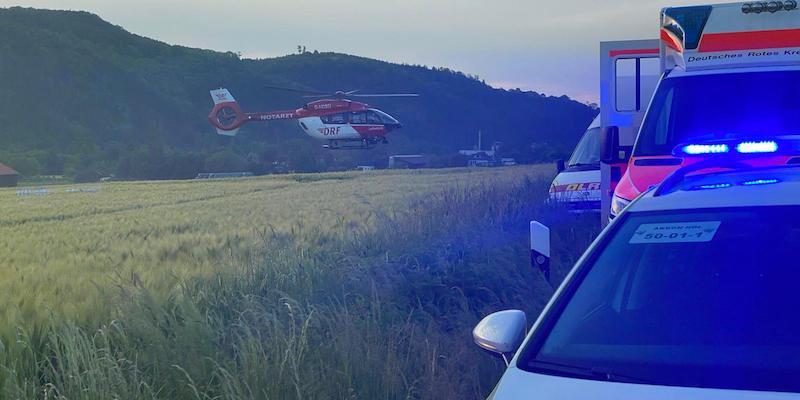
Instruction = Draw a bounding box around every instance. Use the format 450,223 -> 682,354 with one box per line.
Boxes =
208,86 -> 418,150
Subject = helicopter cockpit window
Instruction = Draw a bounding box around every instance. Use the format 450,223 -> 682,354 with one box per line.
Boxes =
350,112 -> 367,124
372,109 -> 399,125
366,111 -> 382,124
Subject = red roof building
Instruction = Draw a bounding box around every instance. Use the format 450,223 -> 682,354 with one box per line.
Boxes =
0,163 -> 19,187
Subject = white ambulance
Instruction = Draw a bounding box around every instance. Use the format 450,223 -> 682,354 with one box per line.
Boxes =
548,38 -> 661,213
548,115 -> 602,212
600,1 -> 800,223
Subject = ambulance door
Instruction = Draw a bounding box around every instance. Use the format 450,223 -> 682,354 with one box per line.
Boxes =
599,40 -> 660,224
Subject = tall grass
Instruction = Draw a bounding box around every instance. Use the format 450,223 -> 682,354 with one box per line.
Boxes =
0,168 -> 599,399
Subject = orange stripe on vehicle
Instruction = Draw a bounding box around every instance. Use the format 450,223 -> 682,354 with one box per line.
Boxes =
699,28 -> 800,52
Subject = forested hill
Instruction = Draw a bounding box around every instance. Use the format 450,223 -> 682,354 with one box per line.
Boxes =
0,7 -> 597,179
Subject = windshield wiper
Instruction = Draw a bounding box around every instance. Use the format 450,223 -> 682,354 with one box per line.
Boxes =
527,359 -> 654,385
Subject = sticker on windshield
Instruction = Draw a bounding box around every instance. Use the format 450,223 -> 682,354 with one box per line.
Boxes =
629,221 -> 721,244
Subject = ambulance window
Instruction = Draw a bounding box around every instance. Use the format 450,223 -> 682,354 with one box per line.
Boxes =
616,59 -> 638,112
635,70 -> 800,156
616,57 -> 659,112
640,58 -> 660,107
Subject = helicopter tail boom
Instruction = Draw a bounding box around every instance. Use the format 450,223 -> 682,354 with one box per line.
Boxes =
209,88 -> 300,136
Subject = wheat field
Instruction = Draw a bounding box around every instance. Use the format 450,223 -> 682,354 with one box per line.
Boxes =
0,167 -> 547,322
0,165 -> 601,399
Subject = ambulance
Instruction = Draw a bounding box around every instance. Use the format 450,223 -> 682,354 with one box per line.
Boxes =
548,115 -> 602,212
600,1 -> 800,222
549,41 -> 660,213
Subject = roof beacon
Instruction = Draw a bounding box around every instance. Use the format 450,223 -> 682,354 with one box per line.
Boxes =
682,143 -> 730,155
742,1 -> 798,13
736,140 -> 779,154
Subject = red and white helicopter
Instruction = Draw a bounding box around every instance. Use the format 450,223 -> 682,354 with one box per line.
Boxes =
208,87 -> 417,150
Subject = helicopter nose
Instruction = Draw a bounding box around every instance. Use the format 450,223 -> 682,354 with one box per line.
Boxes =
385,123 -> 402,132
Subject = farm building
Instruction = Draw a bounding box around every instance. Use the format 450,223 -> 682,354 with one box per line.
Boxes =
195,172 -> 254,179
389,155 -> 427,169
0,163 -> 19,187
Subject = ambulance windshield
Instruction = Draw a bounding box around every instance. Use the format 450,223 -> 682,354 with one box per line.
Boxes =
567,127 -> 601,168
634,70 -> 800,156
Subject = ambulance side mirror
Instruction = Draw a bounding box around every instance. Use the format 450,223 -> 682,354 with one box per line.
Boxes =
556,159 -> 566,173
530,221 -> 551,282
601,126 -> 622,164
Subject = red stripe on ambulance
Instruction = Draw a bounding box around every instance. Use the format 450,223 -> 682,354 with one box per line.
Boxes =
699,28 -> 800,52
609,48 -> 660,57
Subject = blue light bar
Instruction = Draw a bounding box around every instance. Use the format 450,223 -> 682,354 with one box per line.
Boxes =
682,144 -> 730,155
697,183 -> 732,190
741,178 -> 780,186
736,141 -> 778,154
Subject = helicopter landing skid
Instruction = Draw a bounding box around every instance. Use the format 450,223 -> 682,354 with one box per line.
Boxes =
323,139 -> 381,150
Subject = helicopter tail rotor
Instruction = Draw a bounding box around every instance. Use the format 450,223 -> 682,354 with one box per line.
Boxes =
208,88 -> 244,136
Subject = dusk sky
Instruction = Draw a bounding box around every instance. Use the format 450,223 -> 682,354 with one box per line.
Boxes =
2,0 -> 703,103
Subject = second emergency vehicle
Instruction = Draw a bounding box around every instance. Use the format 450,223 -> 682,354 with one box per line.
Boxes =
548,115 -> 602,212
600,1 -> 800,221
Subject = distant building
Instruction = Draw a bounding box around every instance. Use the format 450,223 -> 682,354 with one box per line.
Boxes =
464,151 -> 497,167
500,158 -> 517,166
468,159 -> 494,168
0,163 -> 19,187
195,172 -> 254,179
355,165 -> 376,171
459,149 -> 495,158
459,139 -> 504,167
389,155 -> 427,169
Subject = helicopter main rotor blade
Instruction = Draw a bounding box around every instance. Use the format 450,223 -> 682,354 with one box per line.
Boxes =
264,85 -> 328,95
349,94 -> 420,98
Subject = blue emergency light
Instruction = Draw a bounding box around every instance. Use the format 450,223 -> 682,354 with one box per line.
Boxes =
741,178 -> 780,186
689,178 -> 781,192
697,182 -> 732,190
736,141 -> 779,154
681,144 -> 730,155
676,139 -> 787,157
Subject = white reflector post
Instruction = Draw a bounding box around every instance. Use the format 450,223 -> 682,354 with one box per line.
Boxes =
530,221 -> 551,257
530,221 -> 551,281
